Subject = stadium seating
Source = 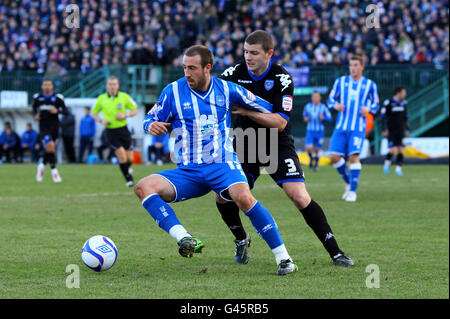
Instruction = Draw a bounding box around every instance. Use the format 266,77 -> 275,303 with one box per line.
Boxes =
0,0 -> 448,74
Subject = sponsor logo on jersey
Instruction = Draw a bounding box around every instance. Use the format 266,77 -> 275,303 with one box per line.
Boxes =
183,101 -> 192,110
148,103 -> 162,115
282,95 -> 293,111
39,104 -> 56,111
264,79 -> 274,91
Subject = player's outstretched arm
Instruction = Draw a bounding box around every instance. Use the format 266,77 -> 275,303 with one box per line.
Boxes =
232,106 -> 287,132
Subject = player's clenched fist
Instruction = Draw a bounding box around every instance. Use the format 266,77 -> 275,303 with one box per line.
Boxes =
149,121 -> 171,135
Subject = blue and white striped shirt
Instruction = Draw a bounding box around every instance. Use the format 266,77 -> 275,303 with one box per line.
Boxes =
302,102 -> 332,132
144,76 -> 273,166
327,75 -> 379,132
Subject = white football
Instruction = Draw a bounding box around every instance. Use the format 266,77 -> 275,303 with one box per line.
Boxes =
81,235 -> 118,272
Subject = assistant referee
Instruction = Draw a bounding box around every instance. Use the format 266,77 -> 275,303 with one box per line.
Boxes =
92,76 -> 138,187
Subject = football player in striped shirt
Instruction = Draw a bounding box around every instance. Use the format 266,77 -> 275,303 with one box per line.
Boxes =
134,45 -> 298,275
303,91 -> 333,171
327,54 -> 380,202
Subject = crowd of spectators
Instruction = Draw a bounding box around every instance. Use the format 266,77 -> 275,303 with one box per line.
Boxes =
0,0 -> 448,77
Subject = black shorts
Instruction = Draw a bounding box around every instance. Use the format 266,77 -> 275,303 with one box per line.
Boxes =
388,130 -> 404,147
106,126 -> 133,150
240,143 -> 305,189
39,124 -> 59,145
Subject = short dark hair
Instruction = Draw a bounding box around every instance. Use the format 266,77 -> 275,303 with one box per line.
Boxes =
42,78 -> 54,85
394,86 -> 406,95
245,30 -> 274,52
184,45 -> 214,68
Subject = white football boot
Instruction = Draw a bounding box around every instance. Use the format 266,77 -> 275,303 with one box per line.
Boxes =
342,184 -> 350,200
36,163 -> 45,182
51,168 -> 62,183
345,191 -> 357,202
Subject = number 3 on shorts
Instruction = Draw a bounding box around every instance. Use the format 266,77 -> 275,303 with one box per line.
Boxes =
284,158 -> 296,173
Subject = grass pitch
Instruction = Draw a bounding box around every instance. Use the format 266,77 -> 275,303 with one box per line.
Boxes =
0,163 -> 448,299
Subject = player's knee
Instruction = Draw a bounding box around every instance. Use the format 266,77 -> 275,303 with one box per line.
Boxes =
329,153 -> 341,163
233,192 -> 256,212
134,176 -> 158,200
286,188 -> 311,209
348,154 -> 360,163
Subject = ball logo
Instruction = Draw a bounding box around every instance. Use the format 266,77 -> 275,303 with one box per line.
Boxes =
96,244 -> 113,254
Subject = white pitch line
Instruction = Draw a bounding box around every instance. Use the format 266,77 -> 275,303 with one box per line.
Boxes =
0,192 -> 134,201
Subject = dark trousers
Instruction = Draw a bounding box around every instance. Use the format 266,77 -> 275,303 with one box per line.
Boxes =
78,136 -> 93,163
62,135 -> 76,163
1,145 -> 21,163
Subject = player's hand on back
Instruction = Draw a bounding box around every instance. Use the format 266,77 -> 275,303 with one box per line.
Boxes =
116,113 -> 126,120
334,104 -> 345,112
304,116 -> 309,122
360,106 -> 370,116
149,121 -> 171,136
232,105 -> 251,116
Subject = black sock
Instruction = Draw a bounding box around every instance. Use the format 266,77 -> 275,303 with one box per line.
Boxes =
119,162 -> 132,181
216,201 -> 247,240
386,152 -> 393,161
44,152 -> 56,169
299,199 -> 342,258
396,153 -> 403,166
308,151 -> 313,166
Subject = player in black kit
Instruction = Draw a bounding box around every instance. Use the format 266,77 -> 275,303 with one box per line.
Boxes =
32,79 -> 66,183
381,86 -> 410,176
216,30 -> 353,267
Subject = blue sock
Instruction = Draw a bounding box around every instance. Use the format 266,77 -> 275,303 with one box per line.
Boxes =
244,201 -> 283,249
349,163 -> 362,192
142,194 -> 183,234
333,158 -> 350,184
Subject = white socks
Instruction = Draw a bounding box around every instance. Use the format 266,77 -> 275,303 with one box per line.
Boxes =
272,244 -> 291,265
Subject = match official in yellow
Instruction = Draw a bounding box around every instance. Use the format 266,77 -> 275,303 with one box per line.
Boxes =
93,76 -> 138,187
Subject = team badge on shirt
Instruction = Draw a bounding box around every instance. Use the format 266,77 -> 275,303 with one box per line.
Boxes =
282,95 -> 293,111
216,95 -> 225,107
117,103 -> 122,110
264,79 -> 274,91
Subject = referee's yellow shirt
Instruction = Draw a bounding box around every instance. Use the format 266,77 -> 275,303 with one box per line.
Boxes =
93,92 -> 137,129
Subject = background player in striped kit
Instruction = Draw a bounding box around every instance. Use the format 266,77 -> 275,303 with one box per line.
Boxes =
327,54 -> 380,202
303,91 -> 333,171
134,45 -> 298,275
